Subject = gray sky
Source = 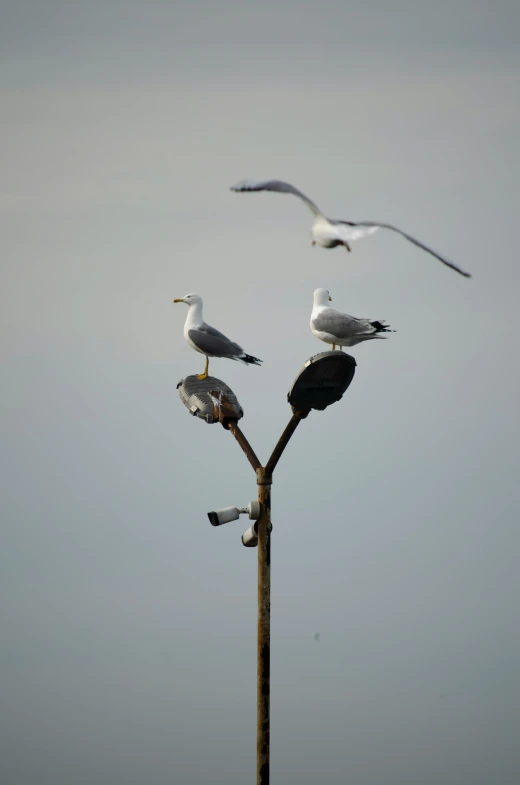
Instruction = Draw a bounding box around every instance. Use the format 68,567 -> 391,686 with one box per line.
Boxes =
1,1 -> 519,783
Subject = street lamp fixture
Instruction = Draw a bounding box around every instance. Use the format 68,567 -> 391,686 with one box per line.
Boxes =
177,375 -> 243,424
288,350 -> 356,411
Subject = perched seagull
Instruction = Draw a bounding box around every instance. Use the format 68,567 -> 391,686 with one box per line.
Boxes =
230,179 -> 471,278
173,293 -> 262,380
310,288 -> 394,350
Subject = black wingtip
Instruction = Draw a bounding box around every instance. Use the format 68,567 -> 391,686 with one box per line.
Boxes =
243,354 -> 263,366
450,265 -> 472,278
370,320 -> 394,333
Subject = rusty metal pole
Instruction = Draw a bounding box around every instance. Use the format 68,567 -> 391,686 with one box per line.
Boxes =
226,420 -> 262,472
256,466 -> 272,785
227,414 -> 308,785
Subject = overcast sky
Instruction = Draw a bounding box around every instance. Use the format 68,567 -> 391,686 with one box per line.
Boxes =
1,1 -> 519,784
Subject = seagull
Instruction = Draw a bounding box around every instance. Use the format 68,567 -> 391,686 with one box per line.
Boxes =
230,179 -> 471,278
310,288 -> 394,350
173,293 -> 262,380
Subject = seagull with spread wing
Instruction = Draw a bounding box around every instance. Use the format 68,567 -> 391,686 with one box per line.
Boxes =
310,288 -> 394,350
230,178 -> 470,278
173,293 -> 262,380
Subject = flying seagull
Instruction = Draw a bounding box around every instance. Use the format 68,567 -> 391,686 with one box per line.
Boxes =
173,293 -> 262,380
230,179 -> 471,278
311,288 -> 394,350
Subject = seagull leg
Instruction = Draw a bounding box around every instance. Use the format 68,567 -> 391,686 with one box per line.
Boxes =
332,344 -> 336,351
344,242 -> 351,252
197,357 -> 209,381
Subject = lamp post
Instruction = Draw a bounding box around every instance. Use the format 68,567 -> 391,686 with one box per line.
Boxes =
177,350 -> 356,785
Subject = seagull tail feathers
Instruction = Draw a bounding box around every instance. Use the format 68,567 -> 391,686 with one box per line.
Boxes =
241,353 -> 263,366
370,320 -> 395,333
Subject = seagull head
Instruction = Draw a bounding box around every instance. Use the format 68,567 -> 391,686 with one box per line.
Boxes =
313,288 -> 332,306
173,293 -> 202,306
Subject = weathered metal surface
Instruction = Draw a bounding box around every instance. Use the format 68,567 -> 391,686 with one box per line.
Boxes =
223,399 -> 322,784
265,410 -> 309,476
256,467 -> 272,785
287,350 -> 356,411
177,375 -> 243,424
227,421 -> 262,472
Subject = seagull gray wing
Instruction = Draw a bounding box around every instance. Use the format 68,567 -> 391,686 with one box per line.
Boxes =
336,220 -> 471,278
312,308 -> 374,339
188,323 -> 243,358
230,179 -> 323,217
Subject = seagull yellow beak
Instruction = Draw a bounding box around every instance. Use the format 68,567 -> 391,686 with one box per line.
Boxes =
173,298 -> 183,303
